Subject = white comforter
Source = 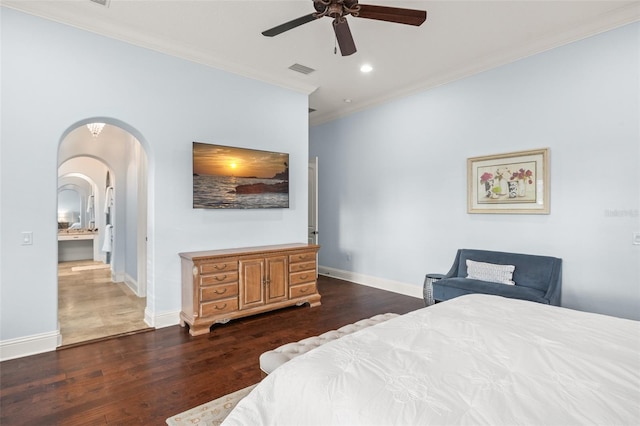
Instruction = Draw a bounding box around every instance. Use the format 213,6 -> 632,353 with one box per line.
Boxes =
223,294 -> 640,425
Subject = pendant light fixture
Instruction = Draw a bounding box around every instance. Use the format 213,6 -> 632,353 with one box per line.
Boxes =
86,122 -> 105,138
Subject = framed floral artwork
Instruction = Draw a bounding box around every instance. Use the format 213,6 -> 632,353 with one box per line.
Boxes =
467,148 -> 549,214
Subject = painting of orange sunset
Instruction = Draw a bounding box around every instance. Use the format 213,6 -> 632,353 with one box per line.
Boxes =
192,142 -> 289,209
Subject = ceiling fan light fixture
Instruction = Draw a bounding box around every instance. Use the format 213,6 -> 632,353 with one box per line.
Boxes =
87,122 -> 105,138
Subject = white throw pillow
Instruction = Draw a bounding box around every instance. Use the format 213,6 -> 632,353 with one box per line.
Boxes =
466,259 -> 516,285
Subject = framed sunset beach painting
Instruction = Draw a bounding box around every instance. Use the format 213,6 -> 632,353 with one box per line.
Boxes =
193,142 -> 289,209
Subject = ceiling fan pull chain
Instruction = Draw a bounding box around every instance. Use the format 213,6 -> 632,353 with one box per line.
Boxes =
334,35 -> 337,55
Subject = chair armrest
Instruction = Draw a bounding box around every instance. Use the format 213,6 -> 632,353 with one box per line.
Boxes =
443,249 -> 463,278
542,258 -> 563,306
426,273 -> 447,280
423,274 -> 445,306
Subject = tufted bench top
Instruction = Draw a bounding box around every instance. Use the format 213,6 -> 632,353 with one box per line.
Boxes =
259,313 -> 400,375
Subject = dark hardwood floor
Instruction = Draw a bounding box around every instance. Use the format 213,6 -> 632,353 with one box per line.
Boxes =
0,276 -> 425,425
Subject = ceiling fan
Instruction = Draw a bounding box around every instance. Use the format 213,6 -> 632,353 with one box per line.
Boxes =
262,0 -> 427,56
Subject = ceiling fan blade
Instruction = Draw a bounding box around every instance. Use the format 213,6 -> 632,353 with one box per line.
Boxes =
262,13 -> 318,37
356,5 -> 427,26
333,19 -> 357,56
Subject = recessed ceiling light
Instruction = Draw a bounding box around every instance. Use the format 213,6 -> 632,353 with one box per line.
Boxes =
343,99 -> 352,103
360,64 -> 373,73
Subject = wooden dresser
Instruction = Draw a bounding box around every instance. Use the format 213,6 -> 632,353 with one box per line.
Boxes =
179,243 -> 321,336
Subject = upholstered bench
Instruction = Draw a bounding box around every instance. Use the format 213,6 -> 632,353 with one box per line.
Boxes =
259,313 -> 399,375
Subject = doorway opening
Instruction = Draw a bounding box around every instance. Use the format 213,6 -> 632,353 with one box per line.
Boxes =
308,157 -> 318,246
57,121 -> 150,346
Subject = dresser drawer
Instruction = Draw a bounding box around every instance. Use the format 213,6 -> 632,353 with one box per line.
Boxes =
200,260 -> 238,274
200,298 -> 238,317
201,283 -> 238,302
289,251 -> 316,264
289,260 -> 316,273
290,283 -> 316,299
290,270 -> 315,286
201,271 -> 238,286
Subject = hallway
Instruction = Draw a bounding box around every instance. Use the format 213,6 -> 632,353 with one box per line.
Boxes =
58,260 -> 150,346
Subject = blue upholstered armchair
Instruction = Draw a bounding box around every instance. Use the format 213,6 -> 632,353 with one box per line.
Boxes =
428,249 -> 562,306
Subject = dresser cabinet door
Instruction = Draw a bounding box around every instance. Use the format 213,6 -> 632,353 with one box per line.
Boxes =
265,255 -> 288,304
239,258 -> 265,310
239,255 -> 289,309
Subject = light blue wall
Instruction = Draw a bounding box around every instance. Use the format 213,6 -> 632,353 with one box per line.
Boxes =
310,22 -> 640,320
0,8 -> 309,349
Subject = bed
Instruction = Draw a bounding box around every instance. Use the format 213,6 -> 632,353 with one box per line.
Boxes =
223,294 -> 640,425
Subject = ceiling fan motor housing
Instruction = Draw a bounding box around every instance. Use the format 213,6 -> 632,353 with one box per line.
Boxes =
314,0 -> 361,19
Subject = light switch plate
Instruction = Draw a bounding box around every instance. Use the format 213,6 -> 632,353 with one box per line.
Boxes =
21,231 -> 33,245
633,232 -> 640,245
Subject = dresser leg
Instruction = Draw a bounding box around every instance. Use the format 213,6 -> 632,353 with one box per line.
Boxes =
188,323 -> 212,336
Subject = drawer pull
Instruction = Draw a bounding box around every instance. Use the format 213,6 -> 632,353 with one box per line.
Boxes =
214,288 -> 228,295
214,264 -> 228,270
215,275 -> 227,281
300,274 -> 308,279
299,288 -> 309,293
214,303 -> 228,310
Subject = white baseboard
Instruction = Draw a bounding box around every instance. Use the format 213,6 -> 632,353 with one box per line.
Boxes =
318,266 -> 423,299
0,310 -> 179,361
0,330 -> 60,362
124,272 -> 139,296
112,271 -> 125,283
145,308 -> 180,329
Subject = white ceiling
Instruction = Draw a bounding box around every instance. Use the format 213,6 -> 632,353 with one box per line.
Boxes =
3,0 -> 639,126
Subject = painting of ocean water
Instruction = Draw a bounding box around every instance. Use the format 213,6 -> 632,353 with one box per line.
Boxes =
192,142 -> 289,209
193,175 -> 288,209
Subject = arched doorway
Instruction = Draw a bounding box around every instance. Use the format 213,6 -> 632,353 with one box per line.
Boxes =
57,120 -> 151,346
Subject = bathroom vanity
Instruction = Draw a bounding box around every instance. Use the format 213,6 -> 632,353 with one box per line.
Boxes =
58,230 -> 98,262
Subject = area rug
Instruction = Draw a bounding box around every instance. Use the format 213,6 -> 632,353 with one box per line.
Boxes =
166,384 -> 257,425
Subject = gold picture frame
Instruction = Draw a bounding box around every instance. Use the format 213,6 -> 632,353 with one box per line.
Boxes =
468,148 -> 549,214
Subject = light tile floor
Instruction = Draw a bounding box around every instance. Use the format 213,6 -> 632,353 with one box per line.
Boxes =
58,260 -> 149,346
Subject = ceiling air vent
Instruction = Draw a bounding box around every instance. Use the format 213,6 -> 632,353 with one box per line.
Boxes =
289,63 -> 315,75
89,0 -> 111,7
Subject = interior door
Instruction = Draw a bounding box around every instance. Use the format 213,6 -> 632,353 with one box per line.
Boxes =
308,157 -> 318,245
